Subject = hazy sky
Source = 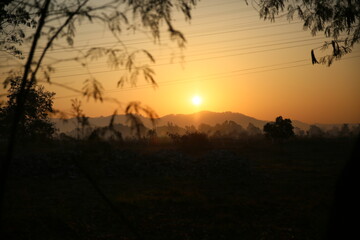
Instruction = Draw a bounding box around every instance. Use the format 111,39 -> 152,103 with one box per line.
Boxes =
1,0 -> 360,124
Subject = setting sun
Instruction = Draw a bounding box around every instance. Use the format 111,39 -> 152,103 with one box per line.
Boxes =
192,96 -> 202,106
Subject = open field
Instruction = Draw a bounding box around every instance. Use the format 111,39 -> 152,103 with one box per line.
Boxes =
1,137 -> 357,240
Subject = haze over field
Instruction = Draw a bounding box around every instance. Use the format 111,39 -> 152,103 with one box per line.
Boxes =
53,110 -> 358,135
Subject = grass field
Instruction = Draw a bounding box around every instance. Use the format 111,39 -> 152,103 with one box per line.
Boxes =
1,137 -> 357,239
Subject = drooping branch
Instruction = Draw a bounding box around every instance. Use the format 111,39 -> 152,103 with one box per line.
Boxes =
30,0 -> 90,86
254,0 -> 360,66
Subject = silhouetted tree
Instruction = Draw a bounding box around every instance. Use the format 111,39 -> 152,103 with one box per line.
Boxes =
146,129 -> 157,144
198,123 -> 213,135
88,112 -> 123,142
211,120 -> 245,138
70,98 -> 90,140
168,132 -> 182,144
327,126 -> 340,137
352,124 -> 360,136
307,125 -> 325,138
246,122 -> 262,136
166,122 -> 183,135
294,126 -> 305,137
263,116 -> 294,141
0,75 -> 56,141
340,123 -> 351,137
185,125 -> 197,133
254,0 -> 360,66
0,0 -> 198,232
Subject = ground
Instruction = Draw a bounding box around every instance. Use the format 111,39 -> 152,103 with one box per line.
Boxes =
0,137 -> 356,240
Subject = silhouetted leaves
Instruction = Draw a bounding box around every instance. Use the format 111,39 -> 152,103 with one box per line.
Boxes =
82,78 -> 104,102
311,49 -> 319,64
263,116 -> 294,142
256,0 -> 360,65
258,0 -> 285,22
0,2 -> 37,58
2,0 -> 197,104
70,99 -> 90,140
88,110 -> 123,142
105,10 -> 128,37
0,76 -> 56,140
125,101 -> 158,139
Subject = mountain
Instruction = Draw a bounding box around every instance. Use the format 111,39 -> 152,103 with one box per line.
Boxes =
52,111 -> 311,134
157,111 -> 267,129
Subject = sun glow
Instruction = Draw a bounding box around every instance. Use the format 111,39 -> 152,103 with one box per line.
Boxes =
192,95 -> 202,106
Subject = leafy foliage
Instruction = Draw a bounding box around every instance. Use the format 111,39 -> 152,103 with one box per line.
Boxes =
263,116 -> 294,141
0,76 -> 56,140
70,98 -> 89,140
307,124 -> 325,138
0,0 -> 37,58
1,0 -> 198,88
82,78 -> 104,102
255,0 -> 360,66
0,1 -> 199,145
125,101 -> 159,139
247,122 -> 262,136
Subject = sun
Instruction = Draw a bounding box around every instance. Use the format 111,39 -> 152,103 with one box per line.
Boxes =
192,95 -> 202,106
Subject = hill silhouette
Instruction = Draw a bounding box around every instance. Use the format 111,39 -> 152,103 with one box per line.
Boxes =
53,111 -> 314,134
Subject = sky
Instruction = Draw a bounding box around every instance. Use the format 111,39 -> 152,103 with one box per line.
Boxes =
1,0 -> 360,124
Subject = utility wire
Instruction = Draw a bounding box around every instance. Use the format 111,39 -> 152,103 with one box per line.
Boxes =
0,19 -> 302,59
0,29 -> 325,72
46,40 -> 331,80
52,54 -> 360,99
33,35 -> 327,75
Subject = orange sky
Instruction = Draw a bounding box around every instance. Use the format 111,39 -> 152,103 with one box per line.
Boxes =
1,0 -> 360,124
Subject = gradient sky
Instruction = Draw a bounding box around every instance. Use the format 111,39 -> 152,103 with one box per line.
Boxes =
1,0 -> 360,124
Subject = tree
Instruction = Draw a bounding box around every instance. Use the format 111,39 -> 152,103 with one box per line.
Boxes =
166,121 -> 183,135
70,98 -> 90,140
327,126 -> 340,137
198,123 -> 213,135
1,0 -> 198,144
0,75 -> 56,140
212,120 -> 245,138
307,124 -> 325,138
0,0 -> 198,230
185,124 -> 197,133
254,0 -> 360,66
263,116 -> 294,141
294,126 -> 305,137
0,0 -> 36,59
340,123 -> 351,137
246,122 -> 262,136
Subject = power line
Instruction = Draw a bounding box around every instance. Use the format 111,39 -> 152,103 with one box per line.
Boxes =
0,18 -> 302,60
27,35 -> 325,74
0,28 -> 317,70
0,2 -> 261,59
46,40 -> 332,80
53,54 -> 360,99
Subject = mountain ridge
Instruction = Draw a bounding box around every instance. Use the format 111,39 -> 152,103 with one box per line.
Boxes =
53,110 -> 359,135
53,110 -> 315,133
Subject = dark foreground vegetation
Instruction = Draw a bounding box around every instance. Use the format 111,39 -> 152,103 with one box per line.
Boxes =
0,136 -> 357,240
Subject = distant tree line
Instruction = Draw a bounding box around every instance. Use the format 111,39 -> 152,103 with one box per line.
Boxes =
1,81 -> 358,143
